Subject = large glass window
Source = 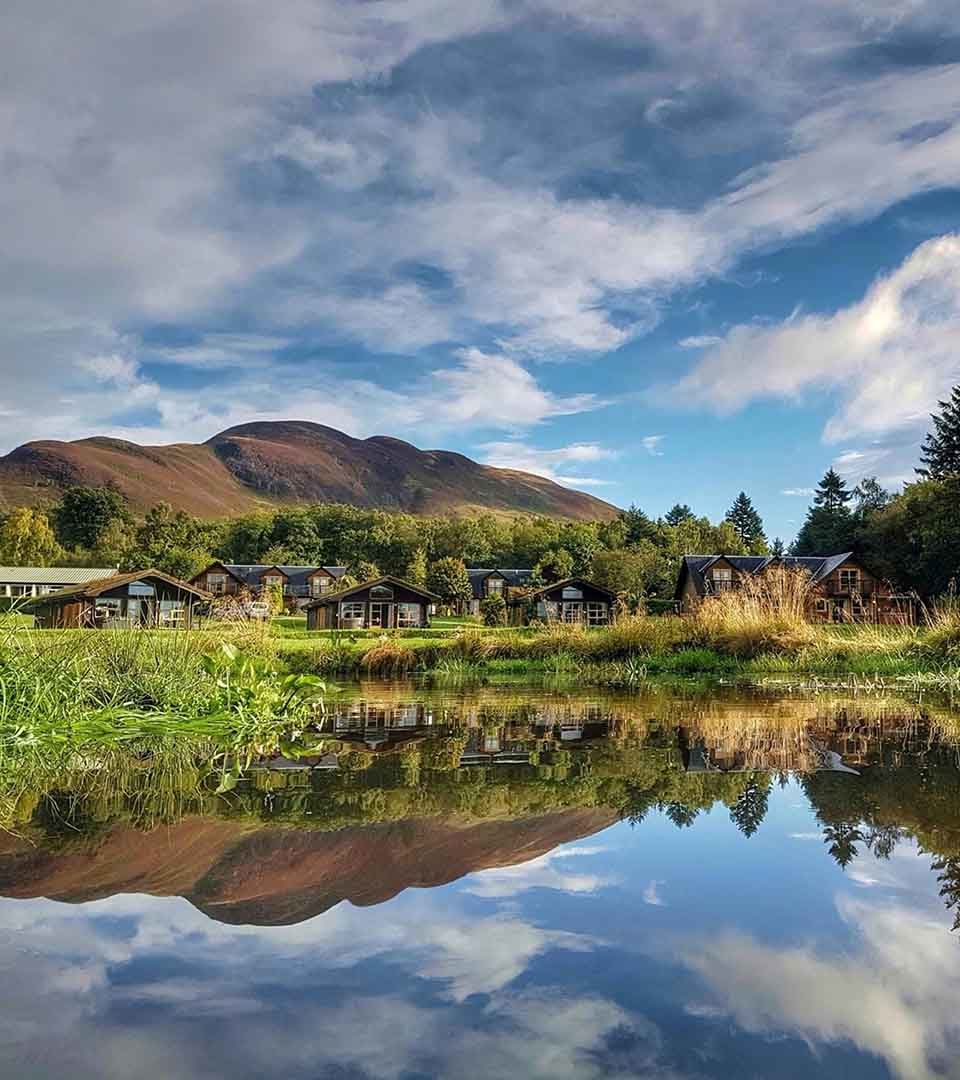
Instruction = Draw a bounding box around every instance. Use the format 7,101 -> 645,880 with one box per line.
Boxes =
839,569 -> 860,591
128,582 -> 156,597
94,597 -> 123,621
207,573 -> 228,594
370,585 -> 394,600
396,602 -> 420,628
562,602 -> 583,623
586,602 -> 607,626
340,601 -> 365,621
711,568 -> 734,591
561,586 -> 584,600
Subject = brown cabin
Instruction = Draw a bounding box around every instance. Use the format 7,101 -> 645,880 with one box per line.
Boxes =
675,553 -> 917,625
191,563 -> 348,603
29,570 -> 211,629
304,576 -> 438,630
520,578 -> 617,626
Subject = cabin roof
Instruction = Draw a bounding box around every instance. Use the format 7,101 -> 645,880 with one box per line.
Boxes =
0,566 -> 119,585
676,552 -> 856,598
29,569 -> 211,605
204,564 -> 348,590
466,568 -> 534,598
303,575 -> 439,608
529,576 -> 618,600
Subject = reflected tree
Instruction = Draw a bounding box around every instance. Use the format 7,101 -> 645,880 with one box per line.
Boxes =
730,774 -> 771,838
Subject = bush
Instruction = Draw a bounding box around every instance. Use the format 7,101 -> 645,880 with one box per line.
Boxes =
480,594 -> 507,626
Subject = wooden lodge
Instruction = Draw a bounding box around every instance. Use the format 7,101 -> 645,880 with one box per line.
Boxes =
0,566 -> 119,600
524,578 -> 617,626
464,568 -> 534,616
190,562 -> 348,606
304,576 -> 437,630
675,552 -> 917,624
29,570 -> 211,629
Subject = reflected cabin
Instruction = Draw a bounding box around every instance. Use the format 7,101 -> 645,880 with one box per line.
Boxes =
304,576 -> 437,630
675,553 -> 916,624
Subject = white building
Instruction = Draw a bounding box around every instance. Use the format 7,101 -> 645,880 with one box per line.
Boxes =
0,566 -> 119,599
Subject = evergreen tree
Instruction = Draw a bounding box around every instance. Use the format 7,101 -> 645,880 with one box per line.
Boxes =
918,384 -> 960,479
725,492 -> 768,553
771,537 -> 785,557
792,469 -> 855,554
730,775 -> 770,838
618,504 -> 657,546
664,504 -> 694,526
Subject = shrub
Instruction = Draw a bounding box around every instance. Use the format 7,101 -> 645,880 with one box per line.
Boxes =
480,594 -> 507,626
694,567 -> 817,656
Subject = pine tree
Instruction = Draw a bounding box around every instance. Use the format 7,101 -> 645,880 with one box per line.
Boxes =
918,384 -> 960,479
730,776 -> 771,838
664,503 -> 694,526
792,469 -> 855,554
771,537 -> 785,557
725,492 -> 768,553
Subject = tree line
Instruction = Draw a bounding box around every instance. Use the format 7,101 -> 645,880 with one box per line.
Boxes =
1,384 -> 958,600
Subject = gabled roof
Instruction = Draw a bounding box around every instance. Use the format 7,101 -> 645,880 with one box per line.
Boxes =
29,569 -> 211,605
466,568 -> 534,599
202,564 -> 348,590
303,575 -> 439,608
676,553 -> 856,598
529,577 -> 617,601
0,566 -> 119,586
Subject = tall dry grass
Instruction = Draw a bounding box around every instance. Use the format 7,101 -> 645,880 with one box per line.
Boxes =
695,566 -> 817,656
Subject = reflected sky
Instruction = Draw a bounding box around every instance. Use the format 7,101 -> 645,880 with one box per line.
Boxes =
2,684 -> 960,1078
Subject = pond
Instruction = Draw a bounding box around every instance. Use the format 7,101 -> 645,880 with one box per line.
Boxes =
2,679 -> 960,1079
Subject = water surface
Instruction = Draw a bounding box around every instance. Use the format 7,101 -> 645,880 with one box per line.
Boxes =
2,680 -> 960,1079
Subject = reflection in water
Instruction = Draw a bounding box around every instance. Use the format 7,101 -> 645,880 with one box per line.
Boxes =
1,681 -> 960,1078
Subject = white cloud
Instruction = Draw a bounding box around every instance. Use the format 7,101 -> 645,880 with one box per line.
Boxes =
781,488 -> 815,497
674,235 -> 960,478
463,846 -> 613,899
678,335 -> 723,349
642,879 -> 667,906
683,892 -> 960,1080
642,435 -> 665,456
477,440 -> 618,488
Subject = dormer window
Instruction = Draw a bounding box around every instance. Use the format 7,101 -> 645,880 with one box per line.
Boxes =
839,569 -> 860,591
711,568 -> 734,592
486,577 -> 504,596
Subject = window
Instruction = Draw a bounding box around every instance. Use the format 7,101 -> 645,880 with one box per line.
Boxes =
94,597 -> 123,621
586,602 -> 607,626
340,601 -> 365,622
128,581 -> 156,597
396,602 -> 421,628
815,598 -> 829,613
561,586 -> 584,600
370,585 -> 394,600
207,573 -> 228,595
159,600 -> 186,626
310,576 -> 330,597
839,569 -> 860,591
562,602 -> 584,623
486,577 -> 504,596
711,567 -> 734,591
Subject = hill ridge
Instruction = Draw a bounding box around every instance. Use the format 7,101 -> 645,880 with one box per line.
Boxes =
0,420 -> 618,521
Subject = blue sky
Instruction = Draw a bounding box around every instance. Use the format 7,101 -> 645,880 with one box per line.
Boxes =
3,3 -> 960,539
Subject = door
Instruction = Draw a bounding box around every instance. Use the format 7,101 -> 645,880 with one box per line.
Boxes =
369,603 -> 392,628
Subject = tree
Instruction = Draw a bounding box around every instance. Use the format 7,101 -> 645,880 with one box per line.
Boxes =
729,775 -> 771,838
0,508 -> 62,566
427,557 -> 472,607
664,504 -> 694,526
480,594 -> 507,626
590,549 -> 651,598
127,503 -> 212,578
792,469 -> 855,554
532,548 -> 574,584
618,504 -> 657,546
853,476 -> 891,519
725,492 -> 768,553
860,476 -> 960,596
406,548 -> 428,586
918,383 -> 960,479
771,537 -> 785,557
347,561 -> 380,583
53,486 -> 129,551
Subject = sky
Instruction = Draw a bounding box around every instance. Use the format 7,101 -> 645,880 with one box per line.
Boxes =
3,2 -> 960,540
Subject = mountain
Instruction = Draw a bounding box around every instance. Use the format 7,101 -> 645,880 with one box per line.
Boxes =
0,808 -> 619,926
0,421 -> 617,520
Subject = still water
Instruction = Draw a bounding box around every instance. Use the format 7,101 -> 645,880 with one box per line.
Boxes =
2,680 -> 960,1079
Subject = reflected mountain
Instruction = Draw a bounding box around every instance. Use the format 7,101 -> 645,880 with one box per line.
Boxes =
2,682 -> 960,928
